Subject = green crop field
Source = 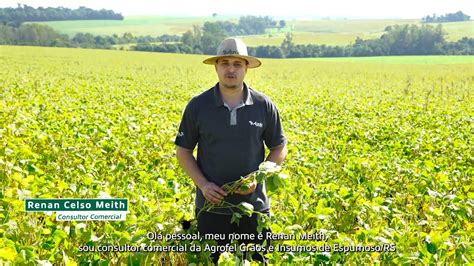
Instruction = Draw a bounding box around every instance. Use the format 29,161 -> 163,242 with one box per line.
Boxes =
441,21 -> 474,41
0,45 -> 472,265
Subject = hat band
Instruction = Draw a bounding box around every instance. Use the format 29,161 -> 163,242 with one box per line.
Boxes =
222,49 -> 240,55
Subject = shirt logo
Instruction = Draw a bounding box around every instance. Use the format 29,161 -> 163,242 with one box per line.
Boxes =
177,132 -> 184,137
249,121 -> 263,128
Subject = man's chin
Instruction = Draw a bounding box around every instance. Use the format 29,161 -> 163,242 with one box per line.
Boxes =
221,83 -> 240,89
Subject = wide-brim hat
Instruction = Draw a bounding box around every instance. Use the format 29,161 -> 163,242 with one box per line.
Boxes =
203,38 -> 262,68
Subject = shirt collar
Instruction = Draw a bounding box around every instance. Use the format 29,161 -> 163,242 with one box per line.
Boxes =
212,82 -> 254,107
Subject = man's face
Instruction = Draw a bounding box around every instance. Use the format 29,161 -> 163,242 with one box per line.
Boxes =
215,57 -> 248,90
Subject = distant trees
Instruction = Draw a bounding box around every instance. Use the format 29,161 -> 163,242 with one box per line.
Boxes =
238,16 -> 277,35
202,16 -> 281,36
378,24 -> 445,55
0,4 -> 123,22
179,23 -> 226,55
441,37 -> 474,55
166,16 -> 283,55
0,11 -> 283,56
181,25 -> 203,53
134,42 -> 192,53
0,23 -> 180,49
131,23 -> 473,57
156,34 -> 181,43
201,22 -> 228,54
281,32 -> 294,56
138,21 -> 227,55
133,18 -> 470,57
249,46 -> 284,58
279,20 -> 286,29
0,13 -> 472,57
130,23 -> 473,57
0,23 -> 70,46
422,11 -> 470,23
248,23 -> 471,58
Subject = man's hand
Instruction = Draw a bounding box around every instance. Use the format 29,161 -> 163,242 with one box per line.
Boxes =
201,181 -> 228,204
235,180 -> 257,195
176,147 -> 228,204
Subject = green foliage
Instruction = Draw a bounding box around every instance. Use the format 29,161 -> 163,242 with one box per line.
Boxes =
257,24 -> 472,58
281,32 -> 295,56
2,14 -> 472,57
238,16 -> 278,35
0,4 -> 123,22
377,24 -> 445,55
0,46 -> 472,264
0,23 -> 181,48
198,161 -> 286,219
175,16 -> 281,55
136,23 -> 474,57
422,11 -> 470,23
0,23 -> 70,46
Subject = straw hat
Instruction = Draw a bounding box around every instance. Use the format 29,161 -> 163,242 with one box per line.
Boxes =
203,38 -> 262,68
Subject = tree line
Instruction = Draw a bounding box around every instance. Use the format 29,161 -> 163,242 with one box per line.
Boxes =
422,11 -> 470,23
133,23 -> 474,57
0,14 -> 280,54
178,16 -> 283,54
0,18 -> 472,57
0,4 -> 123,22
0,23 -> 178,49
0,15 -> 279,51
218,16 -> 285,35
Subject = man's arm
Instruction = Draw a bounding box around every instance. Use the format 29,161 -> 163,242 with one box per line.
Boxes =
266,143 -> 288,164
176,146 -> 227,204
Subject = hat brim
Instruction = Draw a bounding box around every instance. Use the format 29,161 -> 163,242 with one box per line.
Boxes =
203,55 -> 261,68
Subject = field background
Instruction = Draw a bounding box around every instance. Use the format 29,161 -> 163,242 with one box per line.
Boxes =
31,16 -> 474,46
30,16 -> 238,37
298,56 -> 474,64
1,45 -> 472,264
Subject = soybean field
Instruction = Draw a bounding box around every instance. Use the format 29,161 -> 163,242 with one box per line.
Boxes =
0,46 -> 473,264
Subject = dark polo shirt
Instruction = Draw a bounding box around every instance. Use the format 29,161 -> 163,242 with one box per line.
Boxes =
175,82 -> 286,215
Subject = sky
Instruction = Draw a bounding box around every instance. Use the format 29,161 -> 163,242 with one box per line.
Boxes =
1,0 -> 473,19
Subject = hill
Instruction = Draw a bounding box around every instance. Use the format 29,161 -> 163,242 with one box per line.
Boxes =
241,19 -> 474,46
30,17 -> 474,46
29,16 -> 237,36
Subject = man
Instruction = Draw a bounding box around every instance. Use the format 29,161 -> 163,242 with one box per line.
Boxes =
175,38 -> 287,264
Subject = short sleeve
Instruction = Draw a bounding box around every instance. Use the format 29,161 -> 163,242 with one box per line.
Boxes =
263,101 -> 286,149
174,101 -> 199,150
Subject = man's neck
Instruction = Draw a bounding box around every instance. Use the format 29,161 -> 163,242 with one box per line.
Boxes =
219,82 -> 244,105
